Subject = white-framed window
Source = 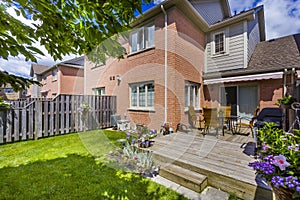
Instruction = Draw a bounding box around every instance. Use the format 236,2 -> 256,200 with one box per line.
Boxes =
4,88 -> 14,94
52,69 -> 57,81
93,87 -> 105,96
130,81 -> 154,110
212,29 -> 228,55
130,24 -> 155,53
215,32 -> 225,53
185,81 -> 200,109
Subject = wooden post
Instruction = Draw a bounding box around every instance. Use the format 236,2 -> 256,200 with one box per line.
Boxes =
14,109 -> 20,141
6,109 -> 12,142
66,95 -> 70,133
0,110 -> 4,143
21,108 -> 27,140
35,101 -> 42,139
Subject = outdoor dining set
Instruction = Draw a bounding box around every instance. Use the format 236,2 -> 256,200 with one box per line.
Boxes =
188,105 -> 285,138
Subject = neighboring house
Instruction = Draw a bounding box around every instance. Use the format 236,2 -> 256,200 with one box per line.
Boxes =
84,0 -> 266,130
28,56 -> 84,98
203,33 -> 300,119
0,84 -> 27,100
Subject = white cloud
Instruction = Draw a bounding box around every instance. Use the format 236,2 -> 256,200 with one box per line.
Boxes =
1,0 -> 300,77
229,0 -> 300,40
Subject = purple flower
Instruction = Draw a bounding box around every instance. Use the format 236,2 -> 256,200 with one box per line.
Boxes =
296,186 -> 300,193
273,155 -> 290,171
126,132 -> 130,139
295,144 -> 299,152
271,176 -> 285,188
131,139 -> 135,145
288,145 -> 293,150
262,142 -> 271,152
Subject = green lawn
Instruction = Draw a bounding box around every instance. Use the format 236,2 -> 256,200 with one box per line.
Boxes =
0,130 -> 187,200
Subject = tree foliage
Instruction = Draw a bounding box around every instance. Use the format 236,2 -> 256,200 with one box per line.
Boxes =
0,0 -> 152,90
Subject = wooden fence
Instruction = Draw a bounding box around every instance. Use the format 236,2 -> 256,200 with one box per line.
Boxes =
0,94 -> 116,144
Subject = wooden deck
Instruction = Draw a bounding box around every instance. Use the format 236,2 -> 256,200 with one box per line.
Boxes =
150,129 -> 273,200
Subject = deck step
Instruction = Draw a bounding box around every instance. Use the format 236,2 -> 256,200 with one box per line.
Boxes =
159,164 -> 208,193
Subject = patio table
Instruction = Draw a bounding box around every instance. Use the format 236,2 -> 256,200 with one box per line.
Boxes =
218,115 -> 239,135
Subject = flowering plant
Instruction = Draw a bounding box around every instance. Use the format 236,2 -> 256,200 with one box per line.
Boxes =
249,123 -> 300,198
126,125 -> 157,148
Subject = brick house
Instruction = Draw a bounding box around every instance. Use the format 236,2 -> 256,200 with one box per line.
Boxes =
0,84 -> 27,100
203,33 -> 300,119
84,0 -> 267,130
29,56 -> 85,98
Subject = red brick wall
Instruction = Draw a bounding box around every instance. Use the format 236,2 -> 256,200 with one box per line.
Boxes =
85,6 -> 205,131
60,67 -> 84,95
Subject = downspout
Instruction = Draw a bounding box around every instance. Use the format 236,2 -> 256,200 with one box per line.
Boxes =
161,5 -> 168,124
284,68 -> 287,96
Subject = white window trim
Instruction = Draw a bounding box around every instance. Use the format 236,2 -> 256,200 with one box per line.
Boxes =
129,81 -> 155,111
129,24 -> 155,54
211,28 -> 229,56
93,87 -> 105,96
185,81 -> 200,110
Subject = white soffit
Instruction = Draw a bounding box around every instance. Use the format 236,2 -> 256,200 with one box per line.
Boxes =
204,72 -> 283,85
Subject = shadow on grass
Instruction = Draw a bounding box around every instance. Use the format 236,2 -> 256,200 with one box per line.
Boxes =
0,154 -> 187,200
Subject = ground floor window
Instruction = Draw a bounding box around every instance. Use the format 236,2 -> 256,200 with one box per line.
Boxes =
185,81 -> 200,109
220,85 -> 258,118
130,81 -> 154,110
93,87 -> 105,96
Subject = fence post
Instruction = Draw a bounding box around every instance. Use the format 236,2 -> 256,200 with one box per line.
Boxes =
0,110 -> 4,143
35,100 -> 42,139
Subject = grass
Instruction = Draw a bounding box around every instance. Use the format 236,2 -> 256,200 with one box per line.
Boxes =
0,130 -> 188,200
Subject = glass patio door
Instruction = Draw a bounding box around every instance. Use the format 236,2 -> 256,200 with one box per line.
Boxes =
220,85 -> 258,117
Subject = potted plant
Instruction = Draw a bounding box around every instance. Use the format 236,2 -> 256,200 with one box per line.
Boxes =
276,95 -> 296,108
249,123 -> 300,199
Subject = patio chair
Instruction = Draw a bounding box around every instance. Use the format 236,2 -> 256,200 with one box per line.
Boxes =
188,105 -> 204,130
234,108 -> 260,136
202,107 -> 221,136
218,106 -> 231,128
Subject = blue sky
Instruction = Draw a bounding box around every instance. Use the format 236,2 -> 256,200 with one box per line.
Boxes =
1,0 -> 300,77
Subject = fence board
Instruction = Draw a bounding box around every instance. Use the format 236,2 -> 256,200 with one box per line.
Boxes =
44,101 -> 49,137
21,108 -> 27,140
55,97 -> 59,135
29,103 -> 34,139
6,110 -> 12,142
66,95 -> 70,134
14,109 -> 20,141
60,95 -> 65,134
0,111 -> 4,143
49,101 -> 54,136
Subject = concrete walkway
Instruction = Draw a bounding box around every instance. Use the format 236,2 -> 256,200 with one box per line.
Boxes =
151,175 -> 230,200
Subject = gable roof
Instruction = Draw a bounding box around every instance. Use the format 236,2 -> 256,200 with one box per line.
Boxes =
30,64 -> 49,77
132,0 -> 264,38
203,33 -> 300,79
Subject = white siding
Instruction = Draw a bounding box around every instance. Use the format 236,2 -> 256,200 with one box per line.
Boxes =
190,0 -> 225,25
247,13 -> 261,63
205,22 -> 246,73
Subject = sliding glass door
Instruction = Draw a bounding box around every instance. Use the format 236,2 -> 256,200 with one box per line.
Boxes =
220,85 -> 258,118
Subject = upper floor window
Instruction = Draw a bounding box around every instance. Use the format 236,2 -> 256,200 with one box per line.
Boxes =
130,81 -> 154,110
130,24 -> 155,53
93,87 -> 105,96
52,69 -> 57,81
212,29 -> 228,55
185,81 -> 200,109
215,32 -> 225,53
